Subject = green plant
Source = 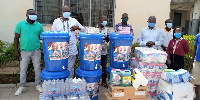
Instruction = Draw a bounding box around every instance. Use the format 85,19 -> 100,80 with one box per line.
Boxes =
0,40 -> 5,53
183,35 -> 195,71
130,42 -> 140,58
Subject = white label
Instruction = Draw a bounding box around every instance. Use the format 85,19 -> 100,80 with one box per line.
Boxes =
135,91 -> 145,96
114,92 -> 124,97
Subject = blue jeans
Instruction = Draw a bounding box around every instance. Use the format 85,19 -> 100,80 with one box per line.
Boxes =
20,49 -> 41,86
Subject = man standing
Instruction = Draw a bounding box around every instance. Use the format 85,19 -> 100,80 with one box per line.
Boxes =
190,33 -> 200,100
14,9 -> 44,95
137,16 -> 162,50
160,19 -> 173,51
96,16 -> 110,87
52,6 -> 84,78
115,13 -> 134,35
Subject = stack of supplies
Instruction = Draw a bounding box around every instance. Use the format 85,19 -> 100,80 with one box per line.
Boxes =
157,69 -> 194,100
130,47 -> 167,98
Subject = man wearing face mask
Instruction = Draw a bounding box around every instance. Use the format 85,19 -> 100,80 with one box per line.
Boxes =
96,16 -> 110,87
14,9 -> 44,95
137,16 -> 163,50
115,13 -> 134,35
52,6 -> 84,78
160,19 -> 173,51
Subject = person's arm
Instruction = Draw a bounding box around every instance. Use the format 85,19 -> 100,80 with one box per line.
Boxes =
190,35 -> 199,69
14,22 -> 21,59
114,24 -> 119,32
39,24 -> 44,40
137,29 -> 147,47
155,30 -> 163,47
130,25 -> 134,36
166,40 -> 172,65
52,19 -> 57,31
14,33 -> 20,59
71,19 -> 85,32
183,39 -> 190,54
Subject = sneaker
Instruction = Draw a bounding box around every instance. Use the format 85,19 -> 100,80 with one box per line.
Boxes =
15,87 -> 26,96
36,85 -> 43,93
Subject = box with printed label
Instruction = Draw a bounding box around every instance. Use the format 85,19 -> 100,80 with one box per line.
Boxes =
104,92 -> 150,100
109,85 -> 147,99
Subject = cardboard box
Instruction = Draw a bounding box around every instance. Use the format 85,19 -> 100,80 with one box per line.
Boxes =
109,85 -> 147,99
104,92 -> 150,100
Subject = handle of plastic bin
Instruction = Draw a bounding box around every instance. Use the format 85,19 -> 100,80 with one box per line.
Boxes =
124,70 -> 130,72
115,69 -> 121,72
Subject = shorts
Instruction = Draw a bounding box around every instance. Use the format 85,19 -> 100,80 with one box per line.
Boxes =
192,61 -> 200,85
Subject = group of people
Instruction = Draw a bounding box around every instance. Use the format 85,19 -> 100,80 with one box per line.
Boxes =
13,6 -> 200,100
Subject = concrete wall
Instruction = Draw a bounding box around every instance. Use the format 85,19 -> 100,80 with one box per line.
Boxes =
0,0 -> 171,43
0,0 -> 33,43
115,0 -> 171,42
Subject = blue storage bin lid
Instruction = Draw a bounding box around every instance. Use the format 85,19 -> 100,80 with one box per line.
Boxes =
77,32 -> 104,39
109,32 -> 134,40
76,67 -> 102,77
40,69 -> 70,79
40,31 -> 70,39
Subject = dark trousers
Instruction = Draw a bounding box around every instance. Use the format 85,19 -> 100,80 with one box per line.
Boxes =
168,54 -> 184,71
101,54 -> 108,83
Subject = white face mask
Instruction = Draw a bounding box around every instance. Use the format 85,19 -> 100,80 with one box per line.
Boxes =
63,12 -> 71,18
28,15 -> 37,21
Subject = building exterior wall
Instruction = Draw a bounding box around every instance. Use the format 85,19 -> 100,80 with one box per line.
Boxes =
0,0 -> 33,43
0,0 -> 171,43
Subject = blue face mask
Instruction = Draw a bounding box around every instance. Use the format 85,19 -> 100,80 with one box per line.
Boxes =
28,15 -> 37,21
166,23 -> 172,28
101,21 -> 107,26
174,33 -> 182,39
63,12 -> 71,18
148,23 -> 155,28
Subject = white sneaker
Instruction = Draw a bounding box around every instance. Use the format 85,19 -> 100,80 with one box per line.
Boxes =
36,85 -> 43,93
15,87 -> 26,96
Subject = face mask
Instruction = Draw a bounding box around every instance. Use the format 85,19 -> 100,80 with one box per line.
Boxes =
122,18 -> 128,23
166,23 -> 172,28
148,23 -> 155,27
28,15 -> 37,21
63,12 -> 71,18
174,33 -> 182,38
101,21 -> 107,26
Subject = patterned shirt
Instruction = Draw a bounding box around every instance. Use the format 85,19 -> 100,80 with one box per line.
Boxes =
114,22 -> 134,36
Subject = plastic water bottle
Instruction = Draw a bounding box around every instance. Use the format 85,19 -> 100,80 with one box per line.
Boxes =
42,81 -> 47,97
60,81 -> 65,96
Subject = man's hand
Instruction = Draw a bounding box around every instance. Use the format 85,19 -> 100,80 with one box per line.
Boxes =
70,26 -> 79,31
146,41 -> 155,47
14,51 -> 20,59
105,36 -> 109,42
161,45 -> 167,51
167,59 -> 171,65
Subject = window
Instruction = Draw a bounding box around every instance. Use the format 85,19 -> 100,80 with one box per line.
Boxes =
35,0 -> 115,27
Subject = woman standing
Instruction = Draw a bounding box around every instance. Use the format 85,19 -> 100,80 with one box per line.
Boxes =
166,26 -> 190,70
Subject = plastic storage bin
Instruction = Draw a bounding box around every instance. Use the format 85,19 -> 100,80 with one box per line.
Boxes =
40,69 -> 70,82
78,32 -> 104,70
40,31 -> 70,72
109,32 -> 134,69
75,67 -> 102,100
